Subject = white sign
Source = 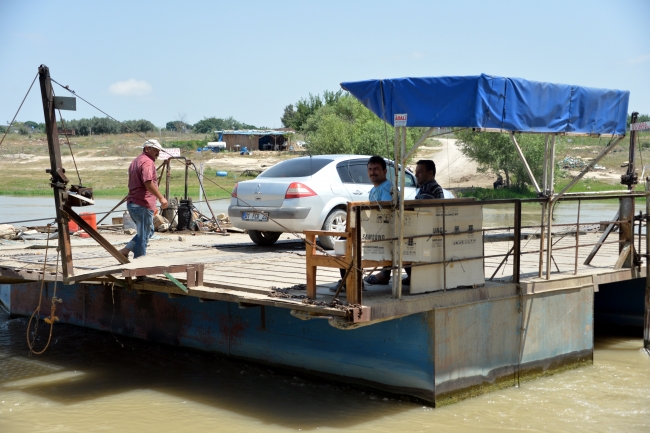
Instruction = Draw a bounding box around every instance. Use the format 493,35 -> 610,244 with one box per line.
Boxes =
394,113 -> 408,127
159,148 -> 181,160
631,121 -> 650,131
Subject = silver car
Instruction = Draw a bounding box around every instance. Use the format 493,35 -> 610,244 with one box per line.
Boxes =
228,155 -> 452,248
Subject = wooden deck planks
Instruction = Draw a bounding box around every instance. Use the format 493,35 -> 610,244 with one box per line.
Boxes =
0,231 -> 646,322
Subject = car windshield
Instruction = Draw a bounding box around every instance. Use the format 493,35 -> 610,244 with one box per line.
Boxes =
258,157 -> 334,178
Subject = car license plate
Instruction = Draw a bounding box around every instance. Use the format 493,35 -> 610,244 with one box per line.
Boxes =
242,211 -> 268,222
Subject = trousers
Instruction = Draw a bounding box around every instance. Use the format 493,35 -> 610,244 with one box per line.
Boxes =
125,202 -> 154,258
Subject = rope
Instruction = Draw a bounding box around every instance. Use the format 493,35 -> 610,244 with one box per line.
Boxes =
26,224 -> 60,355
0,72 -> 39,147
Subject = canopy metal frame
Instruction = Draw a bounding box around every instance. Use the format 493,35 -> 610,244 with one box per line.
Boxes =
390,125 -> 628,298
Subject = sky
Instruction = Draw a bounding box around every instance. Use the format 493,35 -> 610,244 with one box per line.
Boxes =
1,0 -> 649,129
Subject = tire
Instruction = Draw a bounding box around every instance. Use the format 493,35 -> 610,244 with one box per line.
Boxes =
319,208 -> 347,250
248,230 -> 282,246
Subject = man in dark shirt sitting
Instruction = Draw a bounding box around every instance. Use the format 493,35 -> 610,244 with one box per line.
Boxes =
413,159 -> 444,200
403,159 -> 444,285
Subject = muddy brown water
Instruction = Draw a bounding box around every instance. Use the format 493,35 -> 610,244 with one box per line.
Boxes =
0,307 -> 648,432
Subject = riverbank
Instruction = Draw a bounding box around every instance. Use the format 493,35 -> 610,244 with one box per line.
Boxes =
2,132 -> 643,197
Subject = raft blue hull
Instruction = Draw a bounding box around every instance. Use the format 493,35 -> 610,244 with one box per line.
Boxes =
2,282 -> 594,405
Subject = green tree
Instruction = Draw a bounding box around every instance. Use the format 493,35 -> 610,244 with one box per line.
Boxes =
282,90 -> 343,131
193,116 -> 257,133
280,104 -> 295,128
303,95 -> 423,159
455,130 -> 550,189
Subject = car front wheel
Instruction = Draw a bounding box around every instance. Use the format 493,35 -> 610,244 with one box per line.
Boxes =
319,208 -> 347,250
248,230 -> 282,246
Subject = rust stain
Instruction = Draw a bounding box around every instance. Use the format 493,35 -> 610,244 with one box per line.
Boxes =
217,312 -> 248,349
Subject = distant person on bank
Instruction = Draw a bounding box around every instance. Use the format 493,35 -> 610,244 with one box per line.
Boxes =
364,159 -> 443,285
119,140 -> 168,259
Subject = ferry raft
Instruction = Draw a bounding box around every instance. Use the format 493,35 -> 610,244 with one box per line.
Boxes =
1,67 -> 649,406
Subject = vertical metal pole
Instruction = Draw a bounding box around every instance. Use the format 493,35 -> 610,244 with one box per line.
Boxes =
542,134 -> 549,195
643,177 -> 650,350
574,200 -> 581,275
392,127 -> 399,298
545,200 -> 554,279
38,65 -> 74,278
198,162 -> 204,213
184,161 -> 189,201
442,203 -> 447,292
514,200 -> 521,285
549,136 -> 556,194
355,206 -> 363,304
165,160 -> 171,202
397,127 -> 406,299
538,202 -> 546,278
638,211 -> 643,275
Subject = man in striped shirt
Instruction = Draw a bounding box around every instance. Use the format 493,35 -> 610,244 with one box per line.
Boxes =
414,159 -> 444,200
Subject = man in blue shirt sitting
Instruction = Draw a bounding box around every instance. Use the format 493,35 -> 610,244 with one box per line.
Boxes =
367,155 -> 393,202
334,156 -> 393,292
361,156 -> 394,285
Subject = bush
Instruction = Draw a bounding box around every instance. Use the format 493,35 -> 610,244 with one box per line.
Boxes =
303,95 -> 424,160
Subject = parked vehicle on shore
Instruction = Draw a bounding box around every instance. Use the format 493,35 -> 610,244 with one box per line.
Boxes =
228,155 -> 453,248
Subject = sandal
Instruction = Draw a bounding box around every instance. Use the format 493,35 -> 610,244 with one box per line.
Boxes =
364,274 -> 389,285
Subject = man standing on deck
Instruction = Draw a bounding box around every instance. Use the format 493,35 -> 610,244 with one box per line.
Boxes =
119,139 -> 168,259
365,159 -> 444,285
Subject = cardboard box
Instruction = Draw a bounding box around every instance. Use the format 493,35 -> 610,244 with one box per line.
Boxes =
360,205 -> 485,293
360,209 -> 433,261
410,204 -> 484,293
410,258 -> 484,294
360,208 -> 393,261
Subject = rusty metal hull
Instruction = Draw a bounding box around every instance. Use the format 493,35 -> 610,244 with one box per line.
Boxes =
2,282 -> 594,405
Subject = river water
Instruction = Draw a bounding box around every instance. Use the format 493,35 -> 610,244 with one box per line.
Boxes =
0,196 -> 649,432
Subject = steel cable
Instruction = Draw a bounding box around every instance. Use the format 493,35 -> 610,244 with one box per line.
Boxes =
0,72 -> 39,147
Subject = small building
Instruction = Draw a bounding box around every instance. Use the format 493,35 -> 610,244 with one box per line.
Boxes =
215,130 -> 294,152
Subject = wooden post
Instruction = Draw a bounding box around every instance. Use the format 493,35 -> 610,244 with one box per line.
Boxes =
619,196 -> 635,268
305,232 -> 317,299
38,65 -> 74,278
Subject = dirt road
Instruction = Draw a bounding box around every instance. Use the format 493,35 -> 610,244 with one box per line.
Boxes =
414,138 -> 494,189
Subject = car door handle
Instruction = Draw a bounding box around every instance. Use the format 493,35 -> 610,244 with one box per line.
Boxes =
353,190 -> 363,195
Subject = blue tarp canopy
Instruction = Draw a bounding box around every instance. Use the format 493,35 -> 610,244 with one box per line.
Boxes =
341,74 -> 629,136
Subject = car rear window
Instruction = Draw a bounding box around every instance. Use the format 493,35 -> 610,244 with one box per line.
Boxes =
258,157 -> 333,178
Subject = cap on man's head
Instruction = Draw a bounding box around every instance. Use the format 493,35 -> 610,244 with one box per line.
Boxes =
143,139 -> 163,151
